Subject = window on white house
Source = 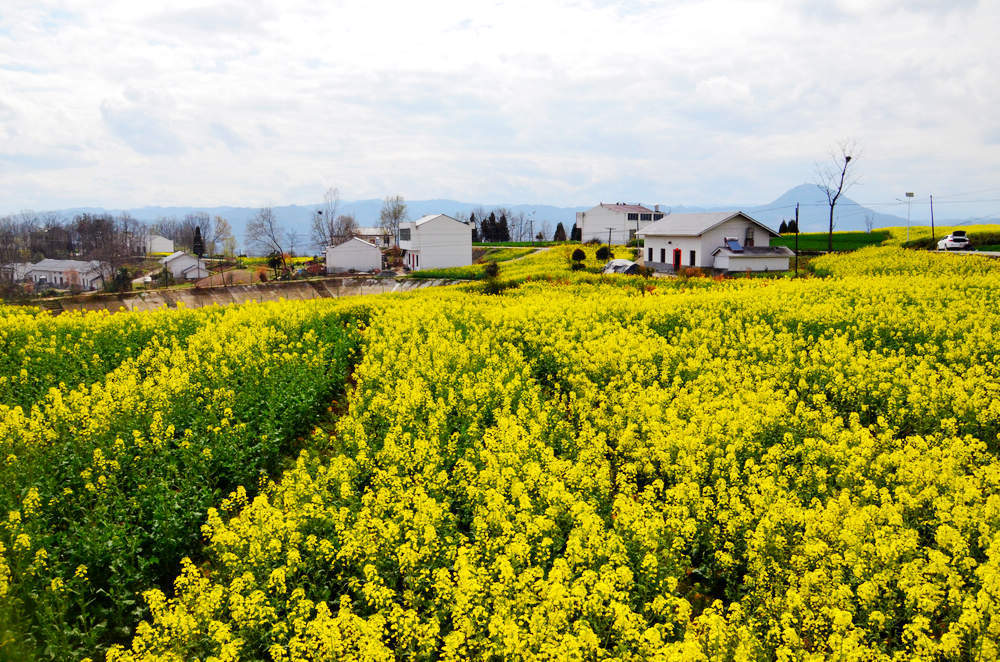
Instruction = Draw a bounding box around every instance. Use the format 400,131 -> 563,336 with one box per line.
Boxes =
400,228 -> 411,241
627,213 -> 638,221
640,213 -> 651,221
653,213 -> 664,220
690,250 -> 696,266
660,248 -> 666,262
647,247 -> 653,261
745,226 -> 754,247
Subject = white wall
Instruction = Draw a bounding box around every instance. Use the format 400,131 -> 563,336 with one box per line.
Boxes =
326,239 -> 381,272
146,235 -> 174,254
699,217 -> 772,257
577,206 -> 661,244
164,254 -> 202,279
408,216 -> 471,270
718,255 -> 790,272
642,236 -> 704,269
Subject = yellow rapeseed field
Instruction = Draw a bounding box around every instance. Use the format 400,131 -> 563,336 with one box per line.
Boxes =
3,246 -> 1000,660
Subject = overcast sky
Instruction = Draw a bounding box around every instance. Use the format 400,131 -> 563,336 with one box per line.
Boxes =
2,0 -> 998,220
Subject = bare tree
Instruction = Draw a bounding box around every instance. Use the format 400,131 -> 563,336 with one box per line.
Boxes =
379,195 -> 408,242
864,214 -> 874,233
311,187 -> 342,250
214,216 -> 235,256
245,206 -> 287,271
815,140 -> 860,252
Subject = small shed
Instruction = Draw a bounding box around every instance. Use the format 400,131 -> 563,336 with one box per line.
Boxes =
161,251 -> 208,280
602,259 -> 641,275
326,237 -> 382,273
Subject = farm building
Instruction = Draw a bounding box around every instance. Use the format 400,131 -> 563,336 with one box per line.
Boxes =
326,237 -> 382,273
398,214 -> 472,271
161,251 -> 209,280
637,211 -> 792,273
24,259 -> 108,290
574,203 -> 668,244
145,234 -> 174,254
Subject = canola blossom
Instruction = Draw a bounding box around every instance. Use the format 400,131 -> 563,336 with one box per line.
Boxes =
90,247 -> 1000,661
0,299 -> 363,660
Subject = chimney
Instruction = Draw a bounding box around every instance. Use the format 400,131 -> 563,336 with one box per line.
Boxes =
654,204 -> 660,212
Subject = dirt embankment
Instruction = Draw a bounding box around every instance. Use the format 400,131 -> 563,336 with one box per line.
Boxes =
35,277 -> 456,314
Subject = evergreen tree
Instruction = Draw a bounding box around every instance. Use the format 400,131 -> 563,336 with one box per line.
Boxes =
553,222 -> 567,242
779,220 -> 788,234
192,226 -> 204,258
498,214 -> 511,242
570,225 -> 582,242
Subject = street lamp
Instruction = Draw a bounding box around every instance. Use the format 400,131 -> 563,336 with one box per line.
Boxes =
896,192 -> 915,241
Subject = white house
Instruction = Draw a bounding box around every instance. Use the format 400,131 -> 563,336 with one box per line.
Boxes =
161,251 -> 209,280
574,203 -> 668,244
326,237 -> 382,273
24,259 -> 108,290
146,234 -> 174,254
636,211 -> 793,273
353,227 -> 395,249
0,262 -> 32,283
398,214 -> 472,271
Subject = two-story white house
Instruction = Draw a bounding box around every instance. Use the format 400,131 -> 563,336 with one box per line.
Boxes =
636,211 -> 792,273
574,203 -> 668,244
24,259 -> 108,290
398,214 -> 472,271
161,251 -> 209,280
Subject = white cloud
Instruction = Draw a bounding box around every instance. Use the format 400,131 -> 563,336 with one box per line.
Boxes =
0,0 -> 997,218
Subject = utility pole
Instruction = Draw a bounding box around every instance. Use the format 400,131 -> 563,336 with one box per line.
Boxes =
929,194 -> 936,246
897,192 -> 915,241
794,203 -> 799,277
607,227 -> 613,252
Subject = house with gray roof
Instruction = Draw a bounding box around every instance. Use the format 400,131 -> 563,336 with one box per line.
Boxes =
636,211 -> 792,273
24,259 -> 108,290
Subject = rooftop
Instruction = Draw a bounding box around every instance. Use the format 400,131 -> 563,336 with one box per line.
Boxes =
637,211 -> 777,238
597,203 -> 653,214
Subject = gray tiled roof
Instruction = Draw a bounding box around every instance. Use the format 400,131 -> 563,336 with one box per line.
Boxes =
637,211 -> 777,238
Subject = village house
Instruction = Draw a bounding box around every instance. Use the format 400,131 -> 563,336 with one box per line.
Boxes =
574,203 -> 668,244
161,251 -> 209,280
326,237 -> 382,273
145,234 -> 174,254
398,214 -> 472,271
24,259 -> 108,290
0,262 -> 33,283
636,211 -> 793,273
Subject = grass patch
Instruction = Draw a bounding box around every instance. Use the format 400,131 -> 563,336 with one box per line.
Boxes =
771,231 -> 889,252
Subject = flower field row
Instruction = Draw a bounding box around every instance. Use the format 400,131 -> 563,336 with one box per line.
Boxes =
0,299 -> 365,660
0,305 -> 222,411
103,251 -> 1000,661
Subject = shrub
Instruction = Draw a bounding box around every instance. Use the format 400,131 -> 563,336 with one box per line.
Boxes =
571,248 -> 586,263
596,246 -> 612,261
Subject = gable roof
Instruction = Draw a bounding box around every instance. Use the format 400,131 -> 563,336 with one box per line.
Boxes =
161,251 -> 190,264
595,203 -> 653,214
412,213 -> 467,227
329,236 -> 378,250
636,211 -> 778,238
29,259 -> 103,273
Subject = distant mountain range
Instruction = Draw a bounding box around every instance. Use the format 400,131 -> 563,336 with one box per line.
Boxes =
45,184 -> 993,250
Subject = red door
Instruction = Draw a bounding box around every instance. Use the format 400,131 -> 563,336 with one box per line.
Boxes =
673,248 -> 682,271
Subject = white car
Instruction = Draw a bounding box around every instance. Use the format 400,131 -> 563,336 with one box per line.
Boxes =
938,231 -> 972,251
